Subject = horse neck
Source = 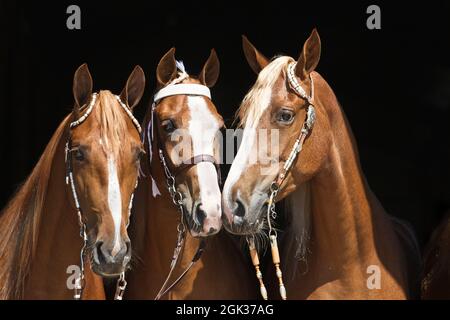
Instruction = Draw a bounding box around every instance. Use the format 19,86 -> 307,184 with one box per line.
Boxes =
25,130 -> 104,299
306,77 -> 392,269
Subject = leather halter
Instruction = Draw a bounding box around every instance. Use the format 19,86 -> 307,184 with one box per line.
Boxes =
174,154 -> 219,177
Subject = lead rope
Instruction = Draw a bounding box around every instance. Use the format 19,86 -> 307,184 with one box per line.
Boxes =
66,93 -> 141,300
249,62 -> 316,300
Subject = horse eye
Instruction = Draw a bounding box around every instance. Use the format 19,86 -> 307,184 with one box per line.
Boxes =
161,119 -> 175,133
276,109 -> 295,124
74,149 -> 85,161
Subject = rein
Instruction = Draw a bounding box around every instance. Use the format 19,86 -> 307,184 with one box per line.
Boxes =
149,77 -> 218,300
248,62 -> 316,300
65,93 -> 141,300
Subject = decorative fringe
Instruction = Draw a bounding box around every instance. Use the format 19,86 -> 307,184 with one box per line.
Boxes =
248,238 -> 268,300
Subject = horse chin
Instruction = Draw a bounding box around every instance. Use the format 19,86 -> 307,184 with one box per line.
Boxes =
91,262 -> 126,278
223,215 -> 265,236
190,227 -> 220,238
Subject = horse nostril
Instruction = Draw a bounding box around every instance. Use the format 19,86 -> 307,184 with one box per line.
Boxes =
125,241 -> 132,256
94,241 -> 106,264
235,199 -> 246,218
195,203 -> 206,226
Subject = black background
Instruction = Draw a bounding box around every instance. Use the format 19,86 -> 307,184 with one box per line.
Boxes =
1,1 -> 450,246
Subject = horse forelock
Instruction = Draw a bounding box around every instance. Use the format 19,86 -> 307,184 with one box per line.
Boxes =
94,90 -> 134,158
236,56 -> 294,128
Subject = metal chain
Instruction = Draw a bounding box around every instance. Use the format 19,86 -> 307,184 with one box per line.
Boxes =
267,183 -> 279,238
114,272 -> 128,300
159,149 -> 185,209
154,148 -> 189,300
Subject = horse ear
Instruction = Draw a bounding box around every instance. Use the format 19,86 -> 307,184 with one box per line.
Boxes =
73,63 -> 93,109
156,47 -> 178,88
242,35 -> 269,74
295,28 -> 321,81
120,65 -> 146,110
198,49 -> 220,88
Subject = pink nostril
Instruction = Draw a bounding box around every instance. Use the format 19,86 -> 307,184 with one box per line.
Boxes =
222,202 -> 235,224
203,216 -> 222,234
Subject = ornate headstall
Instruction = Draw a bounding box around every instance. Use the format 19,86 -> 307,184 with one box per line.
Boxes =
65,92 -> 141,300
248,62 -> 316,300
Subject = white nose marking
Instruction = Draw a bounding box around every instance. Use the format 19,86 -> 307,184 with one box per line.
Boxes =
107,157 -> 122,257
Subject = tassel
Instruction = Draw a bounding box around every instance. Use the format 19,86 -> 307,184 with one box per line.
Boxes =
270,234 -> 287,300
248,238 -> 268,300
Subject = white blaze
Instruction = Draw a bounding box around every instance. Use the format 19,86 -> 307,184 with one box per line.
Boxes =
187,96 -> 221,217
222,87 -> 272,213
107,157 -> 122,256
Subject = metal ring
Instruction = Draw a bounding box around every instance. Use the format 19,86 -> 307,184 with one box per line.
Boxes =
173,191 -> 183,205
270,182 -> 280,193
177,222 -> 186,233
269,229 -> 278,238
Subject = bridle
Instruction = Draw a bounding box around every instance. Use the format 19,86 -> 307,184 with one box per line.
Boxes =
65,92 -> 141,300
248,62 -> 316,300
152,83 -> 222,186
147,72 -> 221,300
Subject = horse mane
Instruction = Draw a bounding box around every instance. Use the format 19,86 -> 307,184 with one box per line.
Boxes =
0,114 -> 71,299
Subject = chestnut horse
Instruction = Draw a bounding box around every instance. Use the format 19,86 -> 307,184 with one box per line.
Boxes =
422,212 -> 450,299
222,29 -> 421,299
125,48 -> 256,299
0,64 -> 145,299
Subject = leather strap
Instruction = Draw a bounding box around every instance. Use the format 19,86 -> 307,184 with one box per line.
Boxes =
154,84 -> 211,103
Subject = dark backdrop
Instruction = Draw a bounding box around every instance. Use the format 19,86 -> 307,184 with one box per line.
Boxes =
1,1 -> 450,246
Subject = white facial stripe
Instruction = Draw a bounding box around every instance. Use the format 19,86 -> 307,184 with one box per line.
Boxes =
197,162 -> 221,215
187,96 -> 221,216
223,86 -> 272,211
107,157 -> 122,257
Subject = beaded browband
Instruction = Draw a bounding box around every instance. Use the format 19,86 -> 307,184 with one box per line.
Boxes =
70,93 -> 142,133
